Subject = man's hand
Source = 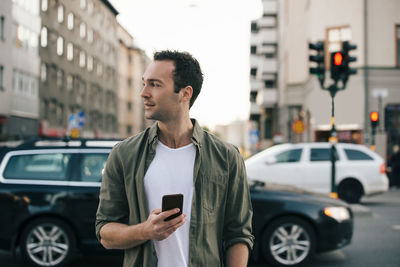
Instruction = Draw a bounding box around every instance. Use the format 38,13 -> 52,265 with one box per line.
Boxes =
142,208 -> 186,241
100,208 -> 186,249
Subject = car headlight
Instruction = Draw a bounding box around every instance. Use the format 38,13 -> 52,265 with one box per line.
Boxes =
324,207 -> 350,222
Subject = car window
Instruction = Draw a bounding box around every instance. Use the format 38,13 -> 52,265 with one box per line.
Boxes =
344,149 -> 373,160
310,148 -> 339,161
275,149 -> 302,163
80,153 -> 108,182
3,153 -> 71,181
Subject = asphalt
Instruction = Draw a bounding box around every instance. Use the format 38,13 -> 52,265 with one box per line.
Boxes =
349,203 -> 372,217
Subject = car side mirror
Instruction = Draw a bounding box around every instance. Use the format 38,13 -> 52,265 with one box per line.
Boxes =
265,157 -> 277,165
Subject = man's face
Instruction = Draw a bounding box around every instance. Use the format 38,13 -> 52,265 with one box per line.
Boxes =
141,60 -> 181,122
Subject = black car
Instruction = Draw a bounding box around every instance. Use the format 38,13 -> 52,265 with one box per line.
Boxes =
0,139 -> 353,267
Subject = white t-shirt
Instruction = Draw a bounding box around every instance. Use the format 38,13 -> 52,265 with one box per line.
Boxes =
144,141 -> 196,267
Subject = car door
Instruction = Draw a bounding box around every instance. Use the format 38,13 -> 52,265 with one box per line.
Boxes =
303,145 -> 342,194
67,150 -> 110,250
259,148 -> 305,187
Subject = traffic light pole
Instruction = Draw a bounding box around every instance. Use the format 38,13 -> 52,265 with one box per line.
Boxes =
309,40 -> 357,199
329,85 -> 338,198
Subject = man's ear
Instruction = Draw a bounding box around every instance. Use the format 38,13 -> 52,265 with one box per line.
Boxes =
180,86 -> 193,104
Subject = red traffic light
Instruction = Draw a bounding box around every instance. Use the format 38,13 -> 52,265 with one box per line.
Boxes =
370,111 -> 379,122
333,52 -> 343,66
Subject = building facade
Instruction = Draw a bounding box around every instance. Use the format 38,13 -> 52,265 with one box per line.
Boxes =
117,24 -> 150,139
0,0 -> 40,140
39,0 -> 119,138
249,0 -> 283,148
279,0 -> 400,159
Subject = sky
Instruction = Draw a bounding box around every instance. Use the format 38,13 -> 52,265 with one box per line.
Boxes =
109,0 -> 263,129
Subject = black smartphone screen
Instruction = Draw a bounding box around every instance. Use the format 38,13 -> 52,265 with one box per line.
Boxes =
162,194 -> 183,221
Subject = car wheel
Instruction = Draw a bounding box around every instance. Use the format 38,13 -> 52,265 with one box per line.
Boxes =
261,216 -> 316,267
338,179 -> 363,204
20,217 -> 75,267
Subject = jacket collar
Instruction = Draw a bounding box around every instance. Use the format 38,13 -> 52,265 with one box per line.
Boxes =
148,118 -> 204,148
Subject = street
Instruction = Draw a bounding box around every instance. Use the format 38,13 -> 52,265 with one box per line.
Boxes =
1,188 -> 400,267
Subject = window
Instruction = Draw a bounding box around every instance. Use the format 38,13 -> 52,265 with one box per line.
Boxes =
87,28 -> 93,43
40,63 -> 47,82
127,125 -> 132,135
57,69 -> 64,88
3,153 -> 72,181
87,1 -> 94,14
41,0 -> 48,11
344,149 -> 373,160
310,148 -> 339,162
79,51 -> 85,67
67,43 -> 73,61
0,65 -> 4,91
250,68 -> 257,77
396,25 -> 400,67
87,56 -> 93,71
67,13 -> 74,30
250,46 -> 257,54
80,154 -> 108,182
80,22 -> 86,38
67,74 -> 73,91
0,16 -> 4,41
40,27 -> 47,47
57,5 -> 64,23
326,26 -> 351,69
80,0 -> 86,9
127,102 -> 132,111
97,62 -> 103,76
57,36 -> 63,56
275,149 -> 302,163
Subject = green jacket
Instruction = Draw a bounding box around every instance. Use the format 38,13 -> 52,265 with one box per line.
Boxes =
96,119 -> 254,266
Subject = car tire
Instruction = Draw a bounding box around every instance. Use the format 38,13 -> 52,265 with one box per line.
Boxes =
20,217 -> 76,267
261,216 -> 316,267
338,179 -> 363,204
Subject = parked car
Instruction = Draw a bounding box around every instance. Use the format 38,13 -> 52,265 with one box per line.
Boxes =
0,139 -> 354,267
246,142 -> 389,203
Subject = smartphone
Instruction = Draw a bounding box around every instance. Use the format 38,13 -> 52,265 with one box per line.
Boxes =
162,194 -> 184,221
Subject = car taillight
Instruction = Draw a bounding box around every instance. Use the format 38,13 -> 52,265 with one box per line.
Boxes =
380,163 -> 386,174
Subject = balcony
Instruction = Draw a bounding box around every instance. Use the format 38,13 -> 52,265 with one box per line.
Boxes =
258,16 -> 276,28
256,89 -> 277,107
250,102 -> 261,115
263,1 -> 278,14
259,29 -> 278,43
250,80 -> 264,91
261,59 -> 278,73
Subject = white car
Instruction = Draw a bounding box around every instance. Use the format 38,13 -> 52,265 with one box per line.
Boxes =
245,142 -> 389,203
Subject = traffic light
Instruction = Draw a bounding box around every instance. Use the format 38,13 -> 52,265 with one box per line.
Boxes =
341,41 -> 357,82
309,41 -> 325,78
330,51 -> 344,82
370,111 -> 379,129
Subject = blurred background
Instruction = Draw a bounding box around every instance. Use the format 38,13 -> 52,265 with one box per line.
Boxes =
0,0 -> 399,161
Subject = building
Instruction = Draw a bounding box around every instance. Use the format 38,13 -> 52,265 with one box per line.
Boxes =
39,0 -> 119,138
279,0 -> 400,159
249,0 -> 283,148
117,24 -> 150,138
0,0 -> 40,140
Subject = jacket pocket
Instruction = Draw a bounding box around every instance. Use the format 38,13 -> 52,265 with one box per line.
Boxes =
201,171 -> 227,215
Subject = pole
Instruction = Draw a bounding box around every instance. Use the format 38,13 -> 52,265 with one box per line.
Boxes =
329,85 -> 338,198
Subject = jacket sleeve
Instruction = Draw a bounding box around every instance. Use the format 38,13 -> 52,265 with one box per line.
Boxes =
223,147 -> 255,250
95,143 -> 129,241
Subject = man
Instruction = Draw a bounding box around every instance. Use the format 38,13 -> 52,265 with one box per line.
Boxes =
96,50 -> 254,267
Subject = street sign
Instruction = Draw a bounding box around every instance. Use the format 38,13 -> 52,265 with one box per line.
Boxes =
292,120 -> 305,134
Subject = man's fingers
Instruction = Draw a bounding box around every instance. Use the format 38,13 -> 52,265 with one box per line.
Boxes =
159,208 -> 181,221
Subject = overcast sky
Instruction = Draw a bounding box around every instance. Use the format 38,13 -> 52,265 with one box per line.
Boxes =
109,0 -> 262,129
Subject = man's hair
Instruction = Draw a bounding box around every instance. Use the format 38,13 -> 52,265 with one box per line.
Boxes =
153,50 -> 204,108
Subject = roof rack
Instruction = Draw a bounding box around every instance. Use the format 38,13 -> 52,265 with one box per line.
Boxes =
17,137 -> 121,149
